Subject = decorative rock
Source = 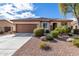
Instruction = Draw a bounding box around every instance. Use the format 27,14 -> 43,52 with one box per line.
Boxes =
40,36 -> 47,41
66,38 -> 74,42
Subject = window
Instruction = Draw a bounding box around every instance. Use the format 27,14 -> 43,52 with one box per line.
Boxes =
42,22 -> 48,28
4,27 -> 11,32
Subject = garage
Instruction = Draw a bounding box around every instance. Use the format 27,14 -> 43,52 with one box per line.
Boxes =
16,24 -> 37,33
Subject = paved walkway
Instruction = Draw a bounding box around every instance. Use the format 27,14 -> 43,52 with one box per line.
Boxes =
0,33 -> 32,56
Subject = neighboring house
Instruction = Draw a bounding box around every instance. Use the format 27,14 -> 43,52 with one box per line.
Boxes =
71,21 -> 78,29
11,18 -> 73,33
0,20 -> 15,33
70,18 -> 78,29
0,18 -> 73,33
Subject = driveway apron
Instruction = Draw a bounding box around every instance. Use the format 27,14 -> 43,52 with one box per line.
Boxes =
0,33 -> 32,56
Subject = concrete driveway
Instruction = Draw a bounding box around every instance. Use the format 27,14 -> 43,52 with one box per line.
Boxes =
0,33 -> 32,56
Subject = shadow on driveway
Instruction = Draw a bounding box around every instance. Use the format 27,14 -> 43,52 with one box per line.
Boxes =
14,33 -> 32,37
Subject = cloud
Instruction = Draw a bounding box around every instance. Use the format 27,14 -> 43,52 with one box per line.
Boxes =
0,0 -> 31,3
0,3 -> 38,19
13,3 -> 34,11
15,12 -> 36,18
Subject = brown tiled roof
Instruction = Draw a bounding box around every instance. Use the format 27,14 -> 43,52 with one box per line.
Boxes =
11,18 -> 73,22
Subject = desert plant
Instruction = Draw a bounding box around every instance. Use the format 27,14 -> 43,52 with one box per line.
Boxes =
50,30 -> 59,38
40,42 -> 47,49
39,42 -> 50,50
72,39 -> 79,47
62,26 -> 69,33
55,26 -> 69,34
55,26 -> 63,33
67,27 -> 72,33
46,34 -> 53,41
33,27 -> 44,37
73,36 -> 79,39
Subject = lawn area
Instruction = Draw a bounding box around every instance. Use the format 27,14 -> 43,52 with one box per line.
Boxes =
13,37 -> 79,56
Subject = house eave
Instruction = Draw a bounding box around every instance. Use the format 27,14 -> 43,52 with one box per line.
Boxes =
11,18 -> 73,22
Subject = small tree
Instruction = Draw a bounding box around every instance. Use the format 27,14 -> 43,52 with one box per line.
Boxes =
59,3 -> 79,27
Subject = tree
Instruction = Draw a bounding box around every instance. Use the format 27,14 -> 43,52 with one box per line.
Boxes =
59,3 -> 79,26
59,3 -> 68,18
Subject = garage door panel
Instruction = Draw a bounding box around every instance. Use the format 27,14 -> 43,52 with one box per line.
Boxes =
16,24 -> 37,33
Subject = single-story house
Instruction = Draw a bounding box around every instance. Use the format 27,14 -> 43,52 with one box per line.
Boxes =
0,18 -> 73,33
0,20 -> 15,33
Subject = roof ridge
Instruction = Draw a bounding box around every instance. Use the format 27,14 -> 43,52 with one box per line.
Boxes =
5,19 -> 13,24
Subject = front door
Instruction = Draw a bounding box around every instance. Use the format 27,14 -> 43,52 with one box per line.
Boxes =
53,23 -> 57,30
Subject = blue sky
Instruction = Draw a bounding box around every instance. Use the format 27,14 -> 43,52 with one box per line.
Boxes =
33,3 -> 74,19
33,3 -> 63,18
0,3 -> 74,19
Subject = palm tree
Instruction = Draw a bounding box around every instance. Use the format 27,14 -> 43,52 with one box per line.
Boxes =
59,3 -> 68,18
59,3 -> 79,26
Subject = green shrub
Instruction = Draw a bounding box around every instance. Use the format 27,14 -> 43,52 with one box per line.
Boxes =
73,36 -> 79,39
68,27 -> 72,33
39,42 -> 47,49
33,27 -> 44,37
72,39 -> 79,47
62,26 -> 69,33
55,26 -> 69,34
50,30 -> 59,38
55,26 -> 63,33
46,34 -> 53,41
39,42 -> 50,50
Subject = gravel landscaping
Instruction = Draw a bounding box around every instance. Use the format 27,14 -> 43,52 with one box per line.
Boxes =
13,37 -> 79,56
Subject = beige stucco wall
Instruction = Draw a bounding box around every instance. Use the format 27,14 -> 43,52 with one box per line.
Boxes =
71,21 -> 78,29
50,22 -> 72,28
57,22 -> 61,27
67,22 -> 72,27
50,22 -> 64,27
